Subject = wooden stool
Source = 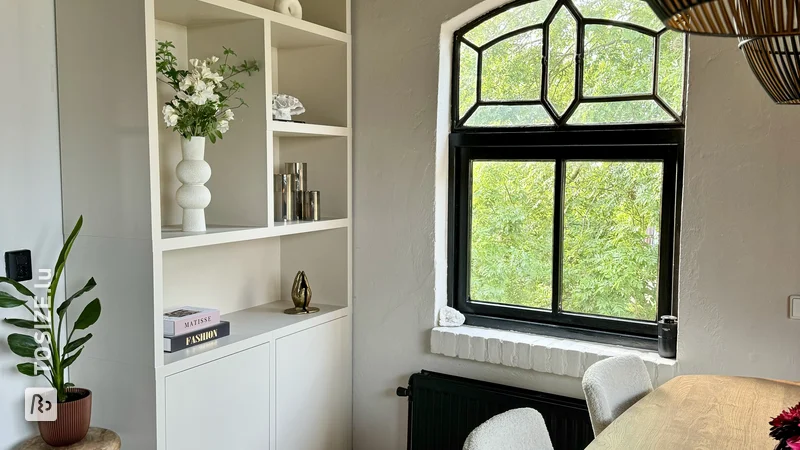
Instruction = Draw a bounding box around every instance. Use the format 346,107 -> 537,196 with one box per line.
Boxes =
19,428 -> 121,450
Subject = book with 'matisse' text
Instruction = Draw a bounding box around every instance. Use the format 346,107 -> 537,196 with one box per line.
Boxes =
163,306 -> 220,337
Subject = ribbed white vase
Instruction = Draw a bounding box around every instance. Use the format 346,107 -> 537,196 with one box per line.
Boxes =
176,137 -> 211,232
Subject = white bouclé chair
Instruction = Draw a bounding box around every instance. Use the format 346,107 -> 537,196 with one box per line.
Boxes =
463,408 -> 554,450
581,354 -> 653,436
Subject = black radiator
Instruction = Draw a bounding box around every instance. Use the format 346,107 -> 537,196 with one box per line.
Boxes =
397,370 -> 594,450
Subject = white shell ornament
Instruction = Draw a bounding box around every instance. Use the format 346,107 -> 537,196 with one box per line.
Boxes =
272,94 -> 306,121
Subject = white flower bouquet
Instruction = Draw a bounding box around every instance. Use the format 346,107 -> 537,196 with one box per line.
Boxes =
156,41 -> 259,143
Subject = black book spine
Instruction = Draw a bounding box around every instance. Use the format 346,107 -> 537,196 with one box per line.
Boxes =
164,321 -> 230,353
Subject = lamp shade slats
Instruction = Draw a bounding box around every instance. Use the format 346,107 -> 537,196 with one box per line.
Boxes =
646,0 -> 800,36
740,35 -> 800,103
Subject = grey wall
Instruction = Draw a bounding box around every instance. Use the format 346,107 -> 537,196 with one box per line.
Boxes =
677,35 -> 800,378
352,2 -> 800,450
0,0 -> 64,448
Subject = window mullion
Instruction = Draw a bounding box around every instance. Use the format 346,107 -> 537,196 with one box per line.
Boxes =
657,151 -> 679,319
559,19 -> 584,125
476,50 -> 483,103
551,159 -> 566,316
653,30 -> 661,97
451,39 -> 462,130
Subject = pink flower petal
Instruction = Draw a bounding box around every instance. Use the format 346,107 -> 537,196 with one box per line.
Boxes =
786,436 -> 800,450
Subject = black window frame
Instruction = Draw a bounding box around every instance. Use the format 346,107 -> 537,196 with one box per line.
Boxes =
447,0 -> 687,349
448,129 -> 683,349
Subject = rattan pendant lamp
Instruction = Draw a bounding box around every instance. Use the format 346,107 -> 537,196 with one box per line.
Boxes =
739,35 -> 800,104
643,0 -> 800,104
643,0 -> 800,36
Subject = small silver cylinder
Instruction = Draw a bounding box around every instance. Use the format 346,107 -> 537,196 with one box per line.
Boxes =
284,162 -> 307,191
274,174 -> 294,221
284,162 -> 307,220
302,191 -> 321,221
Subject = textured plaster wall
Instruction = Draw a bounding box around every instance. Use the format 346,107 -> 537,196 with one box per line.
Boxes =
677,35 -> 800,377
0,0 -> 63,448
352,4 -> 800,450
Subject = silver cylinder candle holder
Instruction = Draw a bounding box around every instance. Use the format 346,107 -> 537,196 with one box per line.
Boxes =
284,162 -> 307,220
302,191 -> 321,221
274,174 -> 295,222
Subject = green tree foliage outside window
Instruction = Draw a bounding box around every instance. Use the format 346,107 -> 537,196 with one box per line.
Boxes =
459,0 -> 684,322
457,0 -> 685,127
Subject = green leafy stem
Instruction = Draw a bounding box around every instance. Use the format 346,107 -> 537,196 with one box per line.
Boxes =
0,216 -> 101,403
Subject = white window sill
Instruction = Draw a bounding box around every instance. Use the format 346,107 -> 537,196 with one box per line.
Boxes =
431,326 -> 677,385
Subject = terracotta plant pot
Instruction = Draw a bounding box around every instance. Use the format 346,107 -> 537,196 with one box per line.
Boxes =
38,388 -> 92,447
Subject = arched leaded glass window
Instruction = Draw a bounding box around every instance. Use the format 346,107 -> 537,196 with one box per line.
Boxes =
452,0 -> 687,128
446,0 -> 686,346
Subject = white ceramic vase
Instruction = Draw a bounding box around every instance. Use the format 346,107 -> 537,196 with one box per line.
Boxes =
176,137 -> 211,232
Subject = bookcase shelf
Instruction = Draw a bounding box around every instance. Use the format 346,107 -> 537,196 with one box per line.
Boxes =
155,0 -> 263,25
156,0 -> 350,42
159,218 -> 349,251
271,121 -> 349,137
161,301 -> 348,375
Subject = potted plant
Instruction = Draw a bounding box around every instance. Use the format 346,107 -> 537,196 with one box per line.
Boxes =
156,41 -> 260,232
0,216 -> 101,446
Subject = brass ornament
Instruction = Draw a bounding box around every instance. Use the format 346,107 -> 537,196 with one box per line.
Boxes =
284,270 -> 319,315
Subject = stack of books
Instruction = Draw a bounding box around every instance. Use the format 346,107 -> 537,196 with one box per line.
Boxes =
163,306 -> 230,353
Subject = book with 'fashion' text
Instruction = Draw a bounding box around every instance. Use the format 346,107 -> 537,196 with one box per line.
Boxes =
163,321 -> 230,353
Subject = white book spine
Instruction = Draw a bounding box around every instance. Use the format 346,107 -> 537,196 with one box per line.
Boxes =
164,310 -> 220,336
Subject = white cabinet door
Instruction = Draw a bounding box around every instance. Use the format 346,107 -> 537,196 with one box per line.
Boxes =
165,343 -> 270,450
275,317 -> 351,450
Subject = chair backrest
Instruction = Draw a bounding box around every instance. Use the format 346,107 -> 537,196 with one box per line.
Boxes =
463,407 -> 554,450
581,354 -> 653,436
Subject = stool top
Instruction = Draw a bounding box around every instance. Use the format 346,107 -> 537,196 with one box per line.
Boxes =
19,428 -> 121,450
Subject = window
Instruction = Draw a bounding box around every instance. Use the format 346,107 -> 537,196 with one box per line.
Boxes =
448,0 -> 686,347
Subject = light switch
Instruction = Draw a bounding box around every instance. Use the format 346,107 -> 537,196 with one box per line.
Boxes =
790,296 -> 800,319
4,250 -> 32,282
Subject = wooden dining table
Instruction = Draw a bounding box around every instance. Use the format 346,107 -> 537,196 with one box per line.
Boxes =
585,374 -> 800,449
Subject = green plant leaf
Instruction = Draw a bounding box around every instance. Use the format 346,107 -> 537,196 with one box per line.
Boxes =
8,333 -> 38,358
57,278 -> 96,319
64,382 -> 75,388
0,292 -> 28,308
64,333 -> 92,355
62,347 -> 83,368
3,318 -> 35,329
0,277 -> 35,298
66,277 -> 96,303
17,363 -> 41,377
73,299 -> 101,330
51,217 -> 84,303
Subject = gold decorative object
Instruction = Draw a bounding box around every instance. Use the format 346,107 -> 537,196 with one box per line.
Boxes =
643,0 -> 800,37
284,270 -> 319,314
740,35 -> 800,104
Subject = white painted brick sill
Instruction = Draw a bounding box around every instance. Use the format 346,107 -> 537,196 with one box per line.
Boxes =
431,326 -> 677,385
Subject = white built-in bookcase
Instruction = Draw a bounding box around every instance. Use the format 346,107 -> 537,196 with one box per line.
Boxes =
56,0 -> 351,448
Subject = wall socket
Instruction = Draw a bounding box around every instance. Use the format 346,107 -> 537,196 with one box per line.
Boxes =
4,250 -> 32,282
790,295 -> 800,320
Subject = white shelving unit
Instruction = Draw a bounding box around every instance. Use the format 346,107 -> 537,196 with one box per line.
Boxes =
55,0 -> 351,448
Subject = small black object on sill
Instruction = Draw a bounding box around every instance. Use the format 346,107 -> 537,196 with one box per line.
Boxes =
657,315 -> 678,359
